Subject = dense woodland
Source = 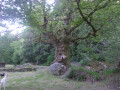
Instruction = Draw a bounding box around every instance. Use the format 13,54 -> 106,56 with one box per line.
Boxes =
0,23 -> 120,66
0,0 -> 120,75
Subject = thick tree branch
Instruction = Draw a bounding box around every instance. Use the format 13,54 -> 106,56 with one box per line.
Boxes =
75,0 -> 110,38
73,32 -> 92,41
76,0 -> 97,33
67,0 -> 110,35
43,31 -> 59,45
72,21 -> 105,42
30,36 -> 50,43
70,0 -> 110,42
42,0 -> 48,30
28,29 -> 58,44
96,23 -> 105,31
88,0 -> 110,17
67,24 -> 81,34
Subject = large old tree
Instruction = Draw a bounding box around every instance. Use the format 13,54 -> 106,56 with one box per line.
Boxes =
1,0 -> 120,75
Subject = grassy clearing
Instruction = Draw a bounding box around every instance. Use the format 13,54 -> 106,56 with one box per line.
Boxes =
0,67 -> 115,90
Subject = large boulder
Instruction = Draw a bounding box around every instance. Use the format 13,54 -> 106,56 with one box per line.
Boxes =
49,62 -> 67,76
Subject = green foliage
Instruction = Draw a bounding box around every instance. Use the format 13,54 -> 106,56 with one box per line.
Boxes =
66,66 -> 101,81
103,68 -> 120,76
5,64 -> 14,69
46,49 -> 55,65
33,43 -> 55,65
11,39 -> 24,64
0,33 -> 14,63
11,39 -> 55,65
66,67 -> 86,81
86,70 -> 101,81
70,17 -> 120,65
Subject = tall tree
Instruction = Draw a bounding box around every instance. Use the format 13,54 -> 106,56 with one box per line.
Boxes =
1,0 -> 120,75
0,32 -> 14,63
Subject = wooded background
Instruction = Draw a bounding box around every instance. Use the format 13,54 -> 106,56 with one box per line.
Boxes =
0,0 -> 120,67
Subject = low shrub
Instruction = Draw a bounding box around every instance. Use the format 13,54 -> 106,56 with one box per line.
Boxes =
66,67 -> 86,81
5,64 -> 14,69
66,66 -> 101,81
103,68 -> 120,76
86,70 -> 101,81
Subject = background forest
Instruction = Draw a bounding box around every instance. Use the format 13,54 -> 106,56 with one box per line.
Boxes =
0,18 -> 120,66
0,0 -> 120,68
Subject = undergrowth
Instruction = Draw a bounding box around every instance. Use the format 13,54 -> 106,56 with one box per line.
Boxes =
66,66 -> 101,81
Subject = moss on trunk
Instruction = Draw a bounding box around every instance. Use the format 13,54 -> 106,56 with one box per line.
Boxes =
50,41 -> 71,75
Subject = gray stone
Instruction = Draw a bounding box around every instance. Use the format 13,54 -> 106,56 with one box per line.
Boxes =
49,62 -> 67,76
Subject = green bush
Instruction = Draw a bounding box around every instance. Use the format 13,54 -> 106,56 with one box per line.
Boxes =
103,68 -> 120,76
86,70 -> 101,80
46,55 -> 54,66
66,67 -> 86,81
5,64 -> 14,69
66,66 -> 101,81
79,59 -> 90,66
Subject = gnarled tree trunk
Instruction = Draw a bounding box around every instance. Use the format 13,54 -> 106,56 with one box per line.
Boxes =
49,42 -> 70,75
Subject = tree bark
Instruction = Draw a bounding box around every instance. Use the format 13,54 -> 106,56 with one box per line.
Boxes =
49,41 -> 71,75
55,42 -> 70,66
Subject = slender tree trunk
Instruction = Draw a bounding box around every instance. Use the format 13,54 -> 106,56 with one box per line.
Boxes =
49,41 -> 71,75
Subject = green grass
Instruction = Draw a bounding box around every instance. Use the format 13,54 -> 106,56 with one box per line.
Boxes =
103,68 -> 120,76
86,70 -> 101,80
0,67 -> 114,90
